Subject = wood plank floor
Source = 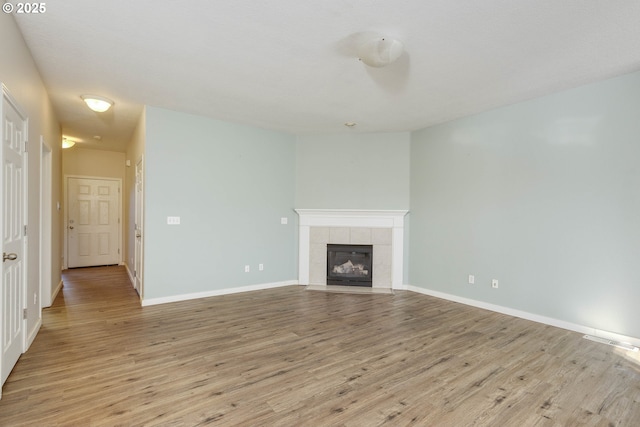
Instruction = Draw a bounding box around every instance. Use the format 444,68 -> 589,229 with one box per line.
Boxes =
0,266 -> 639,426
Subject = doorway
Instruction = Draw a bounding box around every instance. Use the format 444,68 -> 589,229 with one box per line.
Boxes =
133,157 -> 144,297
66,177 -> 122,268
40,138 -> 52,307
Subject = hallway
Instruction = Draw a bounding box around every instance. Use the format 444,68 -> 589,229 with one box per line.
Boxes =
0,266 -> 143,425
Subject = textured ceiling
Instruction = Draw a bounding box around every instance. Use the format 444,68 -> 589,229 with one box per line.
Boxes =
12,0 -> 640,152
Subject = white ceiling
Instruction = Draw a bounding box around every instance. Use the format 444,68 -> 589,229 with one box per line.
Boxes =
13,1 -> 640,152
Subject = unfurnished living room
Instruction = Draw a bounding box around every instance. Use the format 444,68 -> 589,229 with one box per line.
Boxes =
1,1 -> 639,426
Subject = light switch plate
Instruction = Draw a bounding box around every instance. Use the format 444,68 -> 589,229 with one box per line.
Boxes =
167,216 -> 181,225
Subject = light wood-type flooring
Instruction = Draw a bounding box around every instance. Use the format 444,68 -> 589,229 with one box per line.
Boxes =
0,266 -> 639,426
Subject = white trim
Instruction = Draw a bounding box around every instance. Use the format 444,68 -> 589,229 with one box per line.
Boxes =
125,263 -> 135,288
25,318 -> 42,351
22,123 -> 29,354
133,156 -> 144,300
141,280 -> 298,307
51,280 -> 63,304
406,285 -> 640,348
1,83 -> 28,118
295,209 -> 408,228
39,137 -> 53,308
295,209 -> 408,289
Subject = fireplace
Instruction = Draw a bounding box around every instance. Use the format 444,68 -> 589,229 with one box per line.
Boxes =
295,209 -> 408,289
326,244 -> 373,287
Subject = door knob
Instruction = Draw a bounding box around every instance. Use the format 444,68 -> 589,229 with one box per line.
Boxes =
69,226 -> 74,229
3,252 -> 18,262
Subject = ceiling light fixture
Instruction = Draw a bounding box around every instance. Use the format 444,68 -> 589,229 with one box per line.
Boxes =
62,138 -> 75,149
344,122 -> 357,128
358,37 -> 404,68
81,95 -> 113,112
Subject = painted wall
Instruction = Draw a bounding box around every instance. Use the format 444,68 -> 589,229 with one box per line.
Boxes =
410,71 -> 640,339
62,147 -> 126,268
143,107 -> 297,300
295,132 -> 411,209
295,132 -> 411,284
0,13 -> 62,343
62,147 -> 126,179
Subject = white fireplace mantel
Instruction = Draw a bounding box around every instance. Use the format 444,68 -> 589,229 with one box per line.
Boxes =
295,209 -> 408,289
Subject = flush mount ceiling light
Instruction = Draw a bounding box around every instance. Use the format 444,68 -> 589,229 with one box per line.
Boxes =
61,138 -> 75,149
81,95 -> 113,112
62,135 -> 83,149
358,37 -> 404,67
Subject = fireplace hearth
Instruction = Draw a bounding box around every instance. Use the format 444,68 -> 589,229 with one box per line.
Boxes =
326,244 -> 373,287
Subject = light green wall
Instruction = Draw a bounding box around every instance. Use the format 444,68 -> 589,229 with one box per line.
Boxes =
133,69 -> 640,341
143,107 -> 296,299
295,132 -> 412,284
295,132 -> 411,209
410,71 -> 640,338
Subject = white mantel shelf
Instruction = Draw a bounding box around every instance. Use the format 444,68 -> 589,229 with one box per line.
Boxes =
295,209 -> 408,228
295,209 -> 408,289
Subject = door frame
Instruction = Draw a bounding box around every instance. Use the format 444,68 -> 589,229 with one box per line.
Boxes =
63,175 -> 123,269
133,156 -> 144,299
39,137 -> 52,307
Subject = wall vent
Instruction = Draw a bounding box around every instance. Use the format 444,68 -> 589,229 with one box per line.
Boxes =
583,335 -> 639,352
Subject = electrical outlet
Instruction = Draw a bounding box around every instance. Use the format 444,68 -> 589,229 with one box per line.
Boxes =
280,217 -> 288,225
259,263 -> 264,271
244,265 -> 250,273
468,274 -> 475,284
492,279 -> 499,288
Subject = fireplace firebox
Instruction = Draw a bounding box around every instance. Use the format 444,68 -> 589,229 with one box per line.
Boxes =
326,244 -> 373,287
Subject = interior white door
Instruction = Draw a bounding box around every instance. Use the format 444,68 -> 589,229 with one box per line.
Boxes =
67,178 -> 120,268
1,87 -> 27,386
133,159 -> 143,296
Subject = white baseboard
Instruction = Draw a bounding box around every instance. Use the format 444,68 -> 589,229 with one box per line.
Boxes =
405,285 -> 640,348
25,317 -> 42,351
50,279 -> 63,305
124,264 -> 135,288
141,280 -> 299,307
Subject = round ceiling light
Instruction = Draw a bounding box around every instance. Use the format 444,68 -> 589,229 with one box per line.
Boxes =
81,95 -> 113,112
358,37 -> 404,68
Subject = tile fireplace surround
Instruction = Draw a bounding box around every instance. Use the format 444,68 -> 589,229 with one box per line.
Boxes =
295,209 -> 408,289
